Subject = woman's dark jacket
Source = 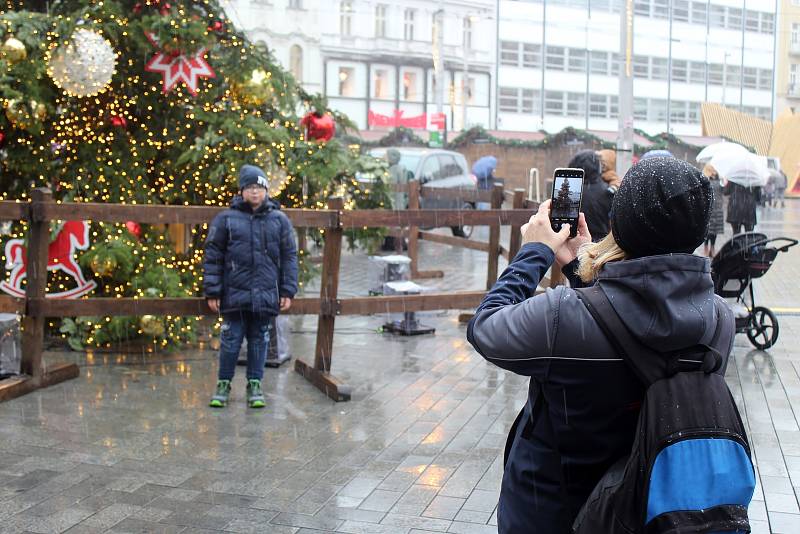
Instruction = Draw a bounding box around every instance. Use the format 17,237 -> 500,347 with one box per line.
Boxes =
723,181 -> 758,227
203,196 -> 298,315
708,179 -> 725,235
467,243 -> 734,534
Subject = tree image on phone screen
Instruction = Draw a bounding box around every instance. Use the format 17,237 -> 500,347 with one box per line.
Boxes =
551,177 -> 582,220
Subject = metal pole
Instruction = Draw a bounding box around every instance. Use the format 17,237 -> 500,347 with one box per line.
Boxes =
771,0 -> 778,121
462,16 -> 469,131
739,0 -> 746,111
585,0 -> 591,131
667,0 -> 673,133
541,0 -> 546,128
617,0 -> 635,177
704,0 -> 710,103
435,2 -> 444,117
722,51 -> 728,106
494,0 -> 500,129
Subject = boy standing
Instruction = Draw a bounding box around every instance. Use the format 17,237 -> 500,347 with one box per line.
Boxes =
203,164 -> 298,408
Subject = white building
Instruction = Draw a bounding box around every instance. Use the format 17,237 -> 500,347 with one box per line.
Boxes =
497,0 -> 777,136
224,0 -> 497,132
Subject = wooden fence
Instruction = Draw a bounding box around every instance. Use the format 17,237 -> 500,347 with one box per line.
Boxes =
0,186 -> 537,402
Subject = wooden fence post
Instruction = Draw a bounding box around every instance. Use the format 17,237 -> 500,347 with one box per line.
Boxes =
485,182 -> 504,290
508,188 -> 525,260
20,188 -> 51,385
294,196 -> 351,402
408,180 -> 443,279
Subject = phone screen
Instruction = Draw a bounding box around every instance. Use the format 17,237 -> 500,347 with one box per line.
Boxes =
550,168 -> 585,237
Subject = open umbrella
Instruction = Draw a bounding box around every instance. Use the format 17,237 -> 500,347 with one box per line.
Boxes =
472,155 -> 497,190
696,141 -> 748,165
709,151 -> 769,188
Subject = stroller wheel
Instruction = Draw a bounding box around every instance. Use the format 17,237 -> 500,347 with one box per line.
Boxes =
746,306 -> 779,350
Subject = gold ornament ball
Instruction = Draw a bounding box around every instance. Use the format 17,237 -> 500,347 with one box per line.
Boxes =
2,37 -> 26,64
140,315 -> 165,337
236,69 -> 273,106
31,101 -> 47,121
90,256 -> 116,277
5,99 -> 31,129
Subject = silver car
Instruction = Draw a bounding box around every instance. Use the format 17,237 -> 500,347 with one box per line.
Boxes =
367,147 -> 478,237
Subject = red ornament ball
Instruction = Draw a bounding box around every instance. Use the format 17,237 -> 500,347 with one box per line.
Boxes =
125,221 -> 142,239
110,115 -> 127,128
301,112 -> 335,142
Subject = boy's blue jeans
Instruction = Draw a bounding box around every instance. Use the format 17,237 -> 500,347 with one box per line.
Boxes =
217,311 -> 272,381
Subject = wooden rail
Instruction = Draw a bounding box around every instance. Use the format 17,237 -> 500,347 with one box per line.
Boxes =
1,187 -> 538,403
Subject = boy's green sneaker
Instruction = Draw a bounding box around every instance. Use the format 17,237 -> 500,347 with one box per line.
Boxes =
247,379 -> 265,408
209,380 -> 231,408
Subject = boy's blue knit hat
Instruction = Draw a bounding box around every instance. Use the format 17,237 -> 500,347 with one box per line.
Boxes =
238,164 -> 268,190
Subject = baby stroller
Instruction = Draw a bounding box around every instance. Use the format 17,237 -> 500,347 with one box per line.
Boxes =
711,232 -> 798,350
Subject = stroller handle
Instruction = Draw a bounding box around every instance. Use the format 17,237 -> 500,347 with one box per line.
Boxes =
763,237 -> 799,253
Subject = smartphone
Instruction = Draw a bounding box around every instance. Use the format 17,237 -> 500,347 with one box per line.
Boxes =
550,168 -> 585,238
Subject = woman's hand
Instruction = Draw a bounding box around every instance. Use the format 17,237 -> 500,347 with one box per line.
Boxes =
555,213 -> 592,268
521,199 -> 571,253
207,299 -> 220,313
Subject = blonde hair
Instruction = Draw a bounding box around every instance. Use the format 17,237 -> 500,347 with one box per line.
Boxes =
577,232 -> 628,283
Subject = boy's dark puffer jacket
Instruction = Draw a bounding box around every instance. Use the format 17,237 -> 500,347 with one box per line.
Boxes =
203,196 -> 298,315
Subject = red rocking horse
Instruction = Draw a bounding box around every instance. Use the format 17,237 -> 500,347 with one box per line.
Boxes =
1,220 -> 97,299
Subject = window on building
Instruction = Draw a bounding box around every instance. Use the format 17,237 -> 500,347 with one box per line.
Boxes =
589,94 -> 608,118
634,97 -> 648,120
673,0 -> 689,22
567,49 -> 587,73
633,55 -> 649,78
373,68 -> 390,99
671,59 -> 687,83
789,64 -> 798,87
708,63 -> 723,85
744,10 -> 759,32
689,61 -> 706,84
340,1 -> 353,36
760,13 -> 774,34
501,41 -> 519,66
727,8 -> 742,30
288,0 -> 302,8
688,102 -> 701,123
404,9 -> 416,41
670,101 -> 687,123
402,71 -> 419,101
742,67 -> 758,89
499,88 -> 539,114
650,99 -> 667,122
610,95 -> 619,116
651,0 -> 669,19
590,50 -> 609,75
463,16 -> 473,50
690,2 -> 707,25
499,87 -> 518,112
758,69 -> 773,91
375,5 -> 387,38
792,23 -> 800,44
546,46 -> 565,70
566,92 -> 585,117
611,52 -> 622,75
633,0 -> 650,17
651,57 -> 668,80
545,90 -> 565,115
725,65 -> 740,87
338,66 -> 354,96
522,89 -> 539,113
289,45 -> 303,82
709,5 -> 725,28
523,43 -> 542,68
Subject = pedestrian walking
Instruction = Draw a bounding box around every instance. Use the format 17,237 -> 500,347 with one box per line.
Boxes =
203,164 -> 298,408
704,164 -> 725,256
568,150 -> 613,241
723,180 -> 758,234
774,169 -> 788,208
468,157 -> 735,534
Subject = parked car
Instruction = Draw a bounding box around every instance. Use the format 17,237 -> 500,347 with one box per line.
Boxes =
365,147 -> 478,238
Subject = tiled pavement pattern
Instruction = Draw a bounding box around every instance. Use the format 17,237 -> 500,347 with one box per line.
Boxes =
0,202 -> 798,533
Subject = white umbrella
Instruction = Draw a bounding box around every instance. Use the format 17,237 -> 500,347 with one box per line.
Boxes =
708,151 -> 769,188
696,141 -> 749,165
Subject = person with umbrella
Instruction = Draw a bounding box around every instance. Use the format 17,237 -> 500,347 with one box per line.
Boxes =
472,155 -> 498,210
707,151 -> 768,235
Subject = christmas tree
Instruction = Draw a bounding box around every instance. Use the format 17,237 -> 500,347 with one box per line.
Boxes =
554,178 -> 572,212
0,0 -> 388,349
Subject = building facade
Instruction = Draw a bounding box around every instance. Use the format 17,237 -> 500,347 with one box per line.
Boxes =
224,0 -> 497,131
776,0 -> 800,114
497,0 -> 777,136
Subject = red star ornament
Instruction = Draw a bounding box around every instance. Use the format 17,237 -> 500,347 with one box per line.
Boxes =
144,33 -> 215,95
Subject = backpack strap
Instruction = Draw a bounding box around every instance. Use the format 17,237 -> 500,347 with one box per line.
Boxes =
575,285 -> 723,387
